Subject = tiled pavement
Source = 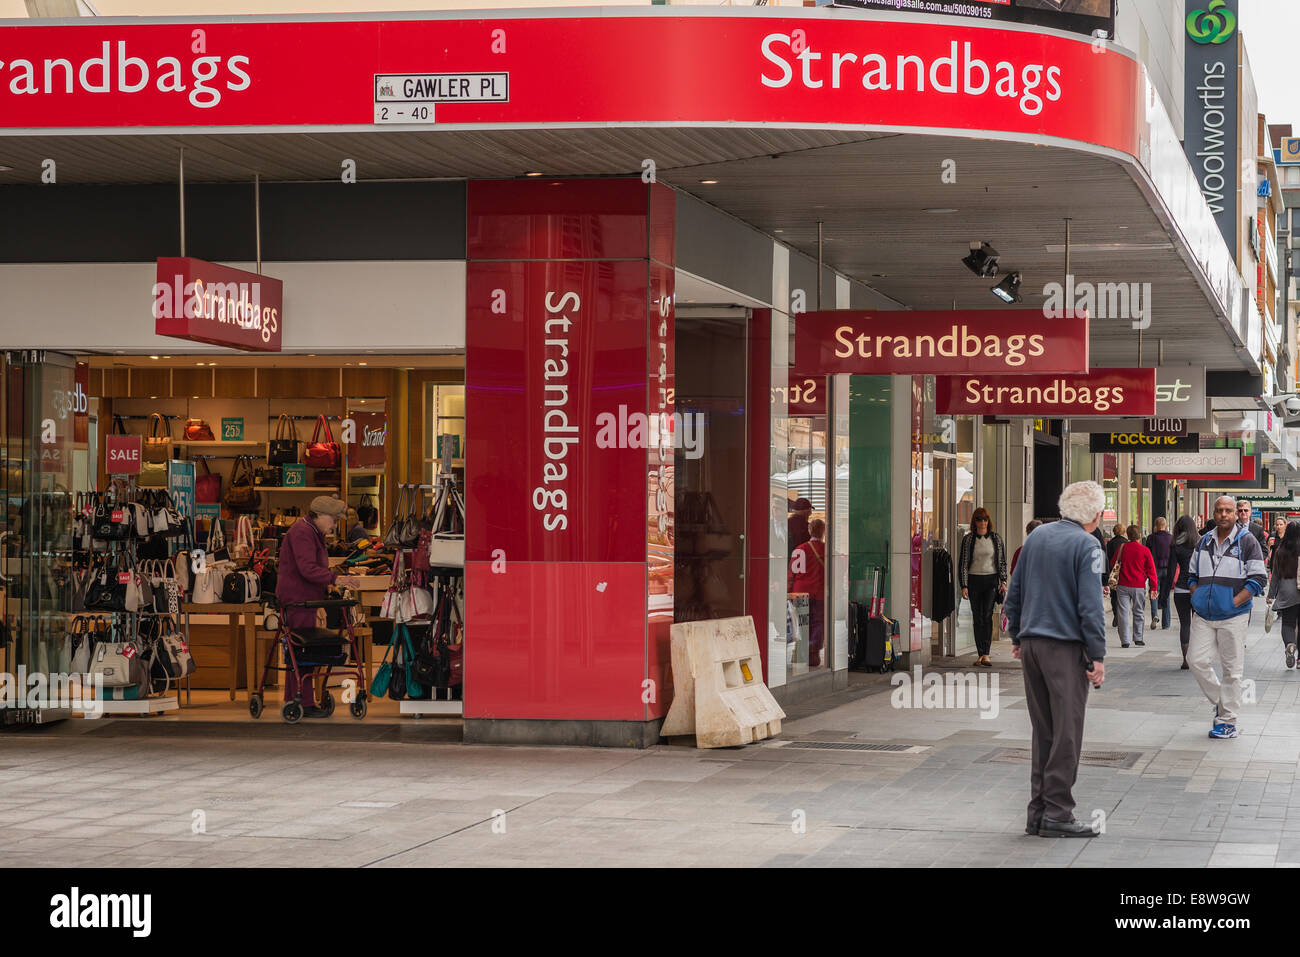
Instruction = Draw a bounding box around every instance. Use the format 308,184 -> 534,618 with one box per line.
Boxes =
3,601 -> 1300,867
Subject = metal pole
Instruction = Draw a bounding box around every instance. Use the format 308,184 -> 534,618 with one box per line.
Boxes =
817,220 -> 824,309
178,147 -> 186,257
254,173 -> 262,275
1064,217 -> 1071,286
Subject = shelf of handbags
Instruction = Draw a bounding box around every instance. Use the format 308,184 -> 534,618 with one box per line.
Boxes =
373,478 -> 466,716
71,479 -> 198,713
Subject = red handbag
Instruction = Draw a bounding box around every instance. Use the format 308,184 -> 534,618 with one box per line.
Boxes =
195,458 -> 222,505
185,418 -> 215,441
304,415 -> 341,469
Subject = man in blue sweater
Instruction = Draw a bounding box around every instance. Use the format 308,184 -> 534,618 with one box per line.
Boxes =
1003,481 -> 1107,839
1187,495 -> 1267,740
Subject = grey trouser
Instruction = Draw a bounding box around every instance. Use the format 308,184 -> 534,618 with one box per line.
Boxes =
1116,586 -> 1147,646
1021,638 -> 1091,823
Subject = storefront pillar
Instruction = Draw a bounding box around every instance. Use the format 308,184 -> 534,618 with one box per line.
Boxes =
462,179 -> 675,747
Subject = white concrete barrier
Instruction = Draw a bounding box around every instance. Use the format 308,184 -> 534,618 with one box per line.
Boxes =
662,616 -> 785,748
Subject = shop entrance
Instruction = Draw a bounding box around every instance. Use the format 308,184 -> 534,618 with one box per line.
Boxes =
673,313 -> 749,623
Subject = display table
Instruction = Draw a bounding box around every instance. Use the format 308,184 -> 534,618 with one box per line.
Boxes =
181,602 -> 260,701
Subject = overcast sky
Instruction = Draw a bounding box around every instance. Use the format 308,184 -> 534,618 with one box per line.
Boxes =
1239,0 -> 1297,129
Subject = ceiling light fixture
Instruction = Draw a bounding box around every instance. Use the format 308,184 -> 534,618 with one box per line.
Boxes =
962,242 -> 1000,278
699,179 -> 718,185
524,171 -> 543,177
924,208 -> 959,214
149,355 -> 159,360
991,272 -> 1023,303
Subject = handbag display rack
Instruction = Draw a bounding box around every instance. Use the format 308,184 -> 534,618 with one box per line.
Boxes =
375,479 -> 466,710
73,475 -> 198,709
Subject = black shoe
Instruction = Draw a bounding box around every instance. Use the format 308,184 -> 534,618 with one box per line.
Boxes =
1134,639 -> 1145,646
1039,818 -> 1099,838
302,706 -> 329,718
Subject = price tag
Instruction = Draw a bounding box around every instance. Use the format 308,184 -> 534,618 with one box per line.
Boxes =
123,643 -> 138,660
111,509 -> 124,522
117,572 -> 131,584
221,417 -> 245,441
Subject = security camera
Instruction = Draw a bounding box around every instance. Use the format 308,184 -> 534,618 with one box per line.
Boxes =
1261,394 -> 1300,414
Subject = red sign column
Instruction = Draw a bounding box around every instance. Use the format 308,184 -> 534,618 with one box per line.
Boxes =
464,179 -> 675,730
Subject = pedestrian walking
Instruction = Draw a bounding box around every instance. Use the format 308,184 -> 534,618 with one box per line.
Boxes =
1113,525 -> 1158,649
1187,495 -> 1267,740
1236,499 -> 1269,559
1010,519 -> 1042,577
958,507 -> 1007,668
1268,516 -> 1287,575
1166,516 -> 1198,670
1266,521 -> 1300,670
1106,524 -> 1126,626
1004,480 -> 1106,839
1145,517 -> 1173,629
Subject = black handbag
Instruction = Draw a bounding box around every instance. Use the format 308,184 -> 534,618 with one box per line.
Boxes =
91,488 -> 132,541
221,569 -> 260,604
254,466 -> 282,487
268,413 -> 300,466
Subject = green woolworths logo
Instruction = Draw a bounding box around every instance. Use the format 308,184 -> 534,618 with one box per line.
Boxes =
1187,0 -> 1236,44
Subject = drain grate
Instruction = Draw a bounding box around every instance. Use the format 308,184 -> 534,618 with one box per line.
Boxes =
985,748 -> 1143,769
779,741 -> 927,753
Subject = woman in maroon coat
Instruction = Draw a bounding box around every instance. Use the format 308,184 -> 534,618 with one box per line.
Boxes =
277,496 -> 357,716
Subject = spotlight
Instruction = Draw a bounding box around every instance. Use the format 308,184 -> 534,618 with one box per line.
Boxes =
991,272 -> 1022,303
962,242 -> 1000,278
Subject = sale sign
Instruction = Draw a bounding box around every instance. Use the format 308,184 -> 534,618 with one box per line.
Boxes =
105,434 -> 143,474
153,258 -> 282,352
935,368 -> 1157,416
796,309 -> 1089,376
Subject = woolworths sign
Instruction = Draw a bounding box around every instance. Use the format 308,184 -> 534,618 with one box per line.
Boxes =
1184,0 -> 1239,253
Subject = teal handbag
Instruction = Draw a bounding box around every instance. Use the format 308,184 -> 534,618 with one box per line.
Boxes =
402,626 -> 423,699
369,640 -> 395,698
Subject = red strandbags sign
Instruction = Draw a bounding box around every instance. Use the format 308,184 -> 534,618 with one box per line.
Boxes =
936,368 -> 1157,416
105,434 -> 143,474
347,411 -> 388,470
795,309 -> 1089,375
153,258 -> 282,352
0,15 -> 1141,162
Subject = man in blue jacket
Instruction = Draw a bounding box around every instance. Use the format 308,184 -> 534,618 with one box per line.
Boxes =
1188,495 -> 1268,740
1004,481 -> 1107,839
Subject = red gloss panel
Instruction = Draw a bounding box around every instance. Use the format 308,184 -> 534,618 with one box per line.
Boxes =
467,179 -> 655,262
936,367 -> 1157,416
466,259 -> 651,563
648,182 -> 676,268
464,561 -> 648,720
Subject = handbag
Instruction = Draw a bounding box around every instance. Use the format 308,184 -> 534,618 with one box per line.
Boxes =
379,550 -> 435,623
1107,547 -> 1124,588
143,413 -> 172,463
91,487 -> 132,541
225,456 -> 262,511
232,514 -> 255,562
429,479 -> 466,568
220,568 -> 261,604
151,618 -> 196,680
268,413 -> 300,466
254,466 -> 282,487
304,414 -> 342,469
356,494 -> 378,529
91,636 -> 149,694
192,560 -> 234,604
383,485 -> 409,549
84,555 -> 143,613
370,639 -> 396,698
149,490 -> 185,537
195,457 -> 222,505
312,468 -> 342,487
184,418 -> 215,441
207,517 -> 230,562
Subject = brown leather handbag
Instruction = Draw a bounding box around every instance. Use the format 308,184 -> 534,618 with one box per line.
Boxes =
224,455 -> 262,512
185,418 -> 215,441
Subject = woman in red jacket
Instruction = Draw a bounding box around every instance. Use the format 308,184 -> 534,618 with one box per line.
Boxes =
276,496 -> 359,717
1113,524 -> 1159,649
789,518 -> 827,668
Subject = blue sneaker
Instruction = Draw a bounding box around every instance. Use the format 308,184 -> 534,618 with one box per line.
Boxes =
1208,723 -> 1238,739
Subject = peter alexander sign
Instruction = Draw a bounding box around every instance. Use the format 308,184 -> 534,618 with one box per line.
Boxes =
1136,447 -> 1241,475
795,309 -> 1088,376
1184,0 -> 1239,251
153,257 -> 282,352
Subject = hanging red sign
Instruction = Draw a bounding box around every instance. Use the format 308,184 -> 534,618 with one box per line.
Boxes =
796,309 -> 1089,376
935,367 -> 1156,416
347,411 -> 388,470
153,258 -> 283,353
105,434 -> 143,474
